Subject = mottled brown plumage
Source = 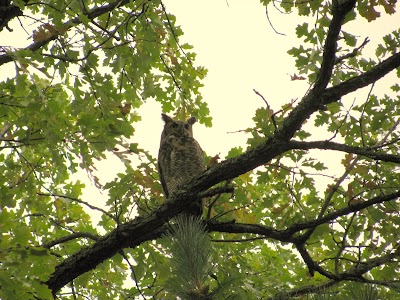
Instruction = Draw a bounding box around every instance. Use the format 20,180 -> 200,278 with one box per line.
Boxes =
158,113 -> 205,216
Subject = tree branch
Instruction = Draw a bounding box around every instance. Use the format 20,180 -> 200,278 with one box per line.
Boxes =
0,0 -> 134,66
0,1 -> 25,32
342,246 -> 400,279
322,52 -> 400,105
334,37 -> 370,65
288,190 -> 400,236
268,280 -> 339,300
287,140 -> 400,163
37,192 -> 116,221
36,0 -> 400,295
41,232 -> 100,249
45,141 -> 400,295
313,0 -> 357,93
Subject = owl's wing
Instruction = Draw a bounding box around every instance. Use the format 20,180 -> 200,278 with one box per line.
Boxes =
194,140 -> 205,170
158,160 -> 169,198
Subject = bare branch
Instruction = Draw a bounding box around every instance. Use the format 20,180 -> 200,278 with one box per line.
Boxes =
265,6 -> 286,36
37,192 -> 116,221
199,185 -> 234,198
253,89 -> 278,131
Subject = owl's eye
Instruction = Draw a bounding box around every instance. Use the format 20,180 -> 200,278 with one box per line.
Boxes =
171,123 -> 178,128
184,124 -> 190,129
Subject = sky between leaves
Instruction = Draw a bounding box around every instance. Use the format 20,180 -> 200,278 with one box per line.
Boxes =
1,0 -> 399,224
84,0 -> 400,220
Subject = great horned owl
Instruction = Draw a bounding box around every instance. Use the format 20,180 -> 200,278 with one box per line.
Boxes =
158,113 -> 205,216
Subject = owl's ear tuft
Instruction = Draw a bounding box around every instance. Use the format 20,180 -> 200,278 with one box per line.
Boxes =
187,116 -> 197,125
161,113 -> 173,123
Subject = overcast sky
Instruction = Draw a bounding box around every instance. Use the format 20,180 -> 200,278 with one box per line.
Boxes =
129,0 -> 400,217
135,0 -> 400,159
1,1 -> 399,219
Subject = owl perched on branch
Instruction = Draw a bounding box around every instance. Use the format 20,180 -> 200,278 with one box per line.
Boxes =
158,113 -> 205,216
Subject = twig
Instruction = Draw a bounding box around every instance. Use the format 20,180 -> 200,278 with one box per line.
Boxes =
119,250 -> 147,300
359,82 -> 375,146
205,182 -> 234,220
37,192 -> 116,221
160,1 -> 205,76
253,89 -> 278,131
265,6 -> 286,36
42,232 -> 100,249
335,37 -> 370,65
212,236 -> 264,243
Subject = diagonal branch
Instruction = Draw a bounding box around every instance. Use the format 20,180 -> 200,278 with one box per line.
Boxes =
0,1 -> 25,32
288,190 -> 400,236
342,246 -> 400,279
322,52 -> 400,105
45,156 -> 400,295
41,0 -> 400,295
273,1 -> 357,142
313,0 -> 357,93
207,189 -> 400,241
0,0 -> 135,66
268,279 -> 339,300
287,140 -> 400,163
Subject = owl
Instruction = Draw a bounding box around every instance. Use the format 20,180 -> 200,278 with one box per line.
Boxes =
158,113 -> 205,216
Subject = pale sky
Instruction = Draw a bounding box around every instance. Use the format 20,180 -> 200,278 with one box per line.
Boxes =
1,1 -> 399,220
135,0 -> 400,159
90,1 -> 400,218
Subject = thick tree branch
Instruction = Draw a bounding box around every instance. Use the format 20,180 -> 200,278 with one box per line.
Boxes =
48,185 -> 399,293
290,190 -> 400,237
313,0 -> 357,93
0,1 -> 25,32
39,0 -> 400,296
206,190 -> 400,242
46,201 -> 173,294
268,280 -> 339,300
272,1 -> 357,141
342,246 -> 400,279
323,52 -> 400,105
45,147 -> 400,294
0,0 -> 135,66
294,242 -> 337,279
271,50 -> 400,143
287,140 -> 400,163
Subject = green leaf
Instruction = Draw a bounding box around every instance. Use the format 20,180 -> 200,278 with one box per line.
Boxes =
343,32 -> 357,47
296,23 -> 309,38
